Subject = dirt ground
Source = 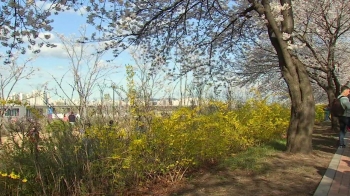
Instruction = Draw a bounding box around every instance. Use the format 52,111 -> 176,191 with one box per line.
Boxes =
141,122 -> 338,196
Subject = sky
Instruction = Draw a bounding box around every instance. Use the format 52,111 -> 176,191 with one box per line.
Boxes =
2,2 -> 239,103
8,8 -> 136,101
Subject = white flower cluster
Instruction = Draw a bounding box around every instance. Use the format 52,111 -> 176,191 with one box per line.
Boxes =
270,2 -> 291,23
270,2 -> 290,13
282,32 -> 291,40
287,41 -> 306,50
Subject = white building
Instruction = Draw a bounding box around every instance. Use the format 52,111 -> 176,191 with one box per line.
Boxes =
21,90 -> 50,106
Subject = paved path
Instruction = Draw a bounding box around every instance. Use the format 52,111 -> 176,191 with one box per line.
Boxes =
314,132 -> 350,196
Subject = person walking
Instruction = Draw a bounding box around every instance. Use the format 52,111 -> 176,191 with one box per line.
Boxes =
323,104 -> 331,121
337,84 -> 350,148
63,114 -> 68,122
68,112 -> 76,125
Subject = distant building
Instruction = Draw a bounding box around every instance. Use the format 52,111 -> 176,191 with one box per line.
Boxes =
6,90 -> 206,110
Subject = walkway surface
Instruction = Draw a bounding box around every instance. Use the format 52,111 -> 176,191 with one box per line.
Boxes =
314,132 -> 350,196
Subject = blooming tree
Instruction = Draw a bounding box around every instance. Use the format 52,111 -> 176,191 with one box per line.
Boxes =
0,1 -> 62,61
234,0 -> 350,130
293,0 -> 350,100
4,0 -> 326,153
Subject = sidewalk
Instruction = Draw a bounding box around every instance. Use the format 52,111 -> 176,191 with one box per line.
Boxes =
314,132 -> 350,196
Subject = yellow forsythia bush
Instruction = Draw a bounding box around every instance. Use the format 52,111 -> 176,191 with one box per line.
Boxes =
235,99 -> 289,145
89,99 -> 288,187
315,104 -> 326,123
0,97 -> 290,195
87,99 -> 289,188
0,171 -> 28,196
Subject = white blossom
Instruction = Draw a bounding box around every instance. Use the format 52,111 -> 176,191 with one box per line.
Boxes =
282,32 -> 291,40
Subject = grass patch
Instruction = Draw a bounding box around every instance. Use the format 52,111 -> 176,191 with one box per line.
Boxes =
265,139 -> 287,151
220,139 -> 286,174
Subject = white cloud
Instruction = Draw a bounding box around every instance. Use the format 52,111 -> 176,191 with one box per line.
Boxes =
31,43 -> 68,59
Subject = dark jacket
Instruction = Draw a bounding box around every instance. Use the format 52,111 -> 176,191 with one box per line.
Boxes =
68,114 -> 76,122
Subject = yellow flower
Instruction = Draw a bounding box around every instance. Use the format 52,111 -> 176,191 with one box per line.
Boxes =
22,179 -> 28,183
9,171 -> 20,179
1,173 -> 8,177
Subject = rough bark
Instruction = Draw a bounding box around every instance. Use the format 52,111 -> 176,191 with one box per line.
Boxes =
259,0 -> 315,153
285,57 -> 314,153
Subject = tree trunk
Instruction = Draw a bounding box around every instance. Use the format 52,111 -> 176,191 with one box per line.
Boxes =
268,37 -> 315,154
285,57 -> 314,153
260,0 -> 315,153
269,50 -> 315,153
325,88 -> 339,132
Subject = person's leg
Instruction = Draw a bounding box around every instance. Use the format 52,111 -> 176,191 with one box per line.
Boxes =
327,110 -> 331,121
339,116 -> 347,147
325,110 -> 330,121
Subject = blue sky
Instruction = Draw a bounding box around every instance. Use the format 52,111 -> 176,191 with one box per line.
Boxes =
2,3 -> 202,102
10,9 -> 135,101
